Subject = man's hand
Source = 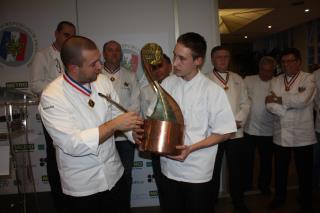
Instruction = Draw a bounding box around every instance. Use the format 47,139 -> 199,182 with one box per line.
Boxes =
98,112 -> 143,144
133,127 -> 144,145
167,145 -> 191,162
114,112 -> 144,132
265,91 -> 282,104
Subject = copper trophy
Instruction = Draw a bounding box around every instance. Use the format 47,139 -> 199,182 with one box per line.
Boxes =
140,43 -> 184,155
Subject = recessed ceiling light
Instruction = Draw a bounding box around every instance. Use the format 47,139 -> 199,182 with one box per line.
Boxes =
244,35 -> 248,39
305,9 -> 310,13
268,25 -> 272,29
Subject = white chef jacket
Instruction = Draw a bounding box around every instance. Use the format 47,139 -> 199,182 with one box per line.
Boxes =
206,71 -> 250,138
160,71 -> 236,183
266,71 -> 317,147
30,45 -> 64,95
313,69 -> 320,133
244,75 -> 273,136
39,74 -> 130,197
101,67 -> 140,141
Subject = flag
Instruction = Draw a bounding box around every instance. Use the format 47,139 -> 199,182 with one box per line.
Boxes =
0,31 -> 28,62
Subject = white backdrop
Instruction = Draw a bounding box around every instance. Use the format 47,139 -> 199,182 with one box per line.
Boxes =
0,0 -> 220,207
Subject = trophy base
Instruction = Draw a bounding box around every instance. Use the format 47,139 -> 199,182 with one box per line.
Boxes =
141,119 -> 184,156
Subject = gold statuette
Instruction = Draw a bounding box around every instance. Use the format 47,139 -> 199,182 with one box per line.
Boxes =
141,43 -> 163,65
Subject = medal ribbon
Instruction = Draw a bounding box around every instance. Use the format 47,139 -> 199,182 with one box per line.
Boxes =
213,70 -> 229,88
63,73 -> 92,97
284,71 -> 300,91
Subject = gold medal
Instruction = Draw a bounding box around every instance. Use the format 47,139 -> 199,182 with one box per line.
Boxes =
110,77 -> 115,82
88,99 -> 95,108
285,87 -> 290,91
224,86 -> 229,90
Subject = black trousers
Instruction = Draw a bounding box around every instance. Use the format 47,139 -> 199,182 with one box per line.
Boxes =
115,140 -> 135,212
243,133 -> 274,192
64,174 -> 127,213
211,138 -> 245,207
42,123 -> 66,213
273,144 -> 313,209
160,174 -> 214,213
151,154 -> 163,207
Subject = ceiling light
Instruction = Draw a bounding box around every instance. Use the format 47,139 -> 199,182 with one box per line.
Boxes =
305,9 -> 310,13
268,25 -> 272,29
244,35 -> 248,39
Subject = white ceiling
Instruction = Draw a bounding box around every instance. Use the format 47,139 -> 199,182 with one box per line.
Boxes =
219,0 -> 320,43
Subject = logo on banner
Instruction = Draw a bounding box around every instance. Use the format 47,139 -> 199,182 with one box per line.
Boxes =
121,44 -> 139,74
0,22 -> 37,67
5,81 -> 28,88
13,144 -> 35,152
120,43 -> 147,86
41,175 -> 49,183
132,180 -> 144,185
148,190 -> 158,198
146,161 -> 152,167
133,160 -> 143,169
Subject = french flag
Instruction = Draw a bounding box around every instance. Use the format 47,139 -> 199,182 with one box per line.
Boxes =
0,31 -> 27,62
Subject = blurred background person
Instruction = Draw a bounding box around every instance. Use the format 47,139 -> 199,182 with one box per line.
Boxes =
101,40 -> 140,212
243,56 -> 276,195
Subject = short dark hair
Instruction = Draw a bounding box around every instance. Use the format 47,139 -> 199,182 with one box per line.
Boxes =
56,21 -> 76,32
102,40 -> 121,53
177,32 -> 207,59
60,36 -> 97,69
211,45 -> 231,57
163,53 -> 171,64
280,48 -> 301,61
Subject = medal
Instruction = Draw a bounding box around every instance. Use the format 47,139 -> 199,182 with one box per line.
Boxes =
110,77 -> 115,82
88,99 -> 95,108
284,72 -> 300,92
213,70 -> 229,90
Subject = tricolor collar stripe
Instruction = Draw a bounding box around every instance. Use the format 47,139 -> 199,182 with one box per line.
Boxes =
63,73 -> 91,96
